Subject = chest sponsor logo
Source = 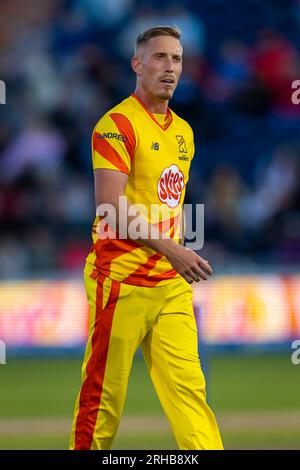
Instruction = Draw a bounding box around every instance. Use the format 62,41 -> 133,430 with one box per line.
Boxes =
157,164 -> 185,208
176,135 -> 187,153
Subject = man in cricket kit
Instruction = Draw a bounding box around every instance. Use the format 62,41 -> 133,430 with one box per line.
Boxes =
70,25 -> 223,450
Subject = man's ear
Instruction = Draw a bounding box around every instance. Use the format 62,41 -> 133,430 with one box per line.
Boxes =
131,55 -> 142,76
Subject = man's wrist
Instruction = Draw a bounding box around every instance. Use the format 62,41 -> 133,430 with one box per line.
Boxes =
156,238 -> 180,259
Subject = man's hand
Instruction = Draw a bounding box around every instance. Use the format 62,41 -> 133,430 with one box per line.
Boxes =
165,243 -> 213,284
93,169 -> 213,285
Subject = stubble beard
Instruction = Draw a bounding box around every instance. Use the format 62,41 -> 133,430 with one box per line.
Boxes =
157,89 -> 174,101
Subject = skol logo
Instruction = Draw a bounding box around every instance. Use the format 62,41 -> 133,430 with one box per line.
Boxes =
157,164 -> 185,208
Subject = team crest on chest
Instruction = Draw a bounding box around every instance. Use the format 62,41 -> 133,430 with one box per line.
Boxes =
157,164 -> 185,208
176,135 -> 187,153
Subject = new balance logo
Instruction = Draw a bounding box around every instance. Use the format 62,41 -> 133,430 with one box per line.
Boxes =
151,142 -> 160,150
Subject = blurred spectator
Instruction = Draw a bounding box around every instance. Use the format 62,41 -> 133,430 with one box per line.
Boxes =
75,0 -> 134,27
0,236 -> 31,279
252,28 -> 300,115
0,120 -> 66,183
205,40 -> 251,103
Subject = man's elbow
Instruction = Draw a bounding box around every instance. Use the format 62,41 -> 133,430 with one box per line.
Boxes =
95,194 -> 123,214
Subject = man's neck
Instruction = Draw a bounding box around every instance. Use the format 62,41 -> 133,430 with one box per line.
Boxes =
134,87 -> 168,114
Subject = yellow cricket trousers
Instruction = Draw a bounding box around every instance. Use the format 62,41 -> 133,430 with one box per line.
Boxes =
69,264 -> 223,450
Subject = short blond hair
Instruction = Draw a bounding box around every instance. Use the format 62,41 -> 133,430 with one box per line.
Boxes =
136,26 -> 181,50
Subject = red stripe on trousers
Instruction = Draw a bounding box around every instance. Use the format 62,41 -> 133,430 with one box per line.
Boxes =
74,275 -> 120,449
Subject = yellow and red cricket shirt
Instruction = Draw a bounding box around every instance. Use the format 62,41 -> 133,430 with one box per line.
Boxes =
86,93 -> 195,287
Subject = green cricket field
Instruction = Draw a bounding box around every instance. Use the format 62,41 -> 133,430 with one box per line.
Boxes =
0,351 -> 299,449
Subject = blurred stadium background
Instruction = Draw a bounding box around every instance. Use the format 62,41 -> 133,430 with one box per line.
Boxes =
1,0 -> 300,450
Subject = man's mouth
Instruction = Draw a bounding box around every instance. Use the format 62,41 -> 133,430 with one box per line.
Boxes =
160,78 -> 175,84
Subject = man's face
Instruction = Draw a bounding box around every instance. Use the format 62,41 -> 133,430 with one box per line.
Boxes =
133,36 -> 183,101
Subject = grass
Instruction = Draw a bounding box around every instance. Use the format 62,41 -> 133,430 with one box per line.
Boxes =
0,351 -> 299,449
209,351 -> 300,412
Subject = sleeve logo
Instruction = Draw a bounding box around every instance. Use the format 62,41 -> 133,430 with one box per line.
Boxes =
157,164 -> 185,208
97,132 -> 127,143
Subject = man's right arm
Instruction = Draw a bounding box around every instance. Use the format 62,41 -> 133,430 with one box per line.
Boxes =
94,168 -> 212,284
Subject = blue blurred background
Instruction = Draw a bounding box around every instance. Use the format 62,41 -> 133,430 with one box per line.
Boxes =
0,0 -> 300,450
1,0 -> 300,276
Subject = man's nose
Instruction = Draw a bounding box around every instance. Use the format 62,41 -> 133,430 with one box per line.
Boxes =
164,57 -> 174,72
